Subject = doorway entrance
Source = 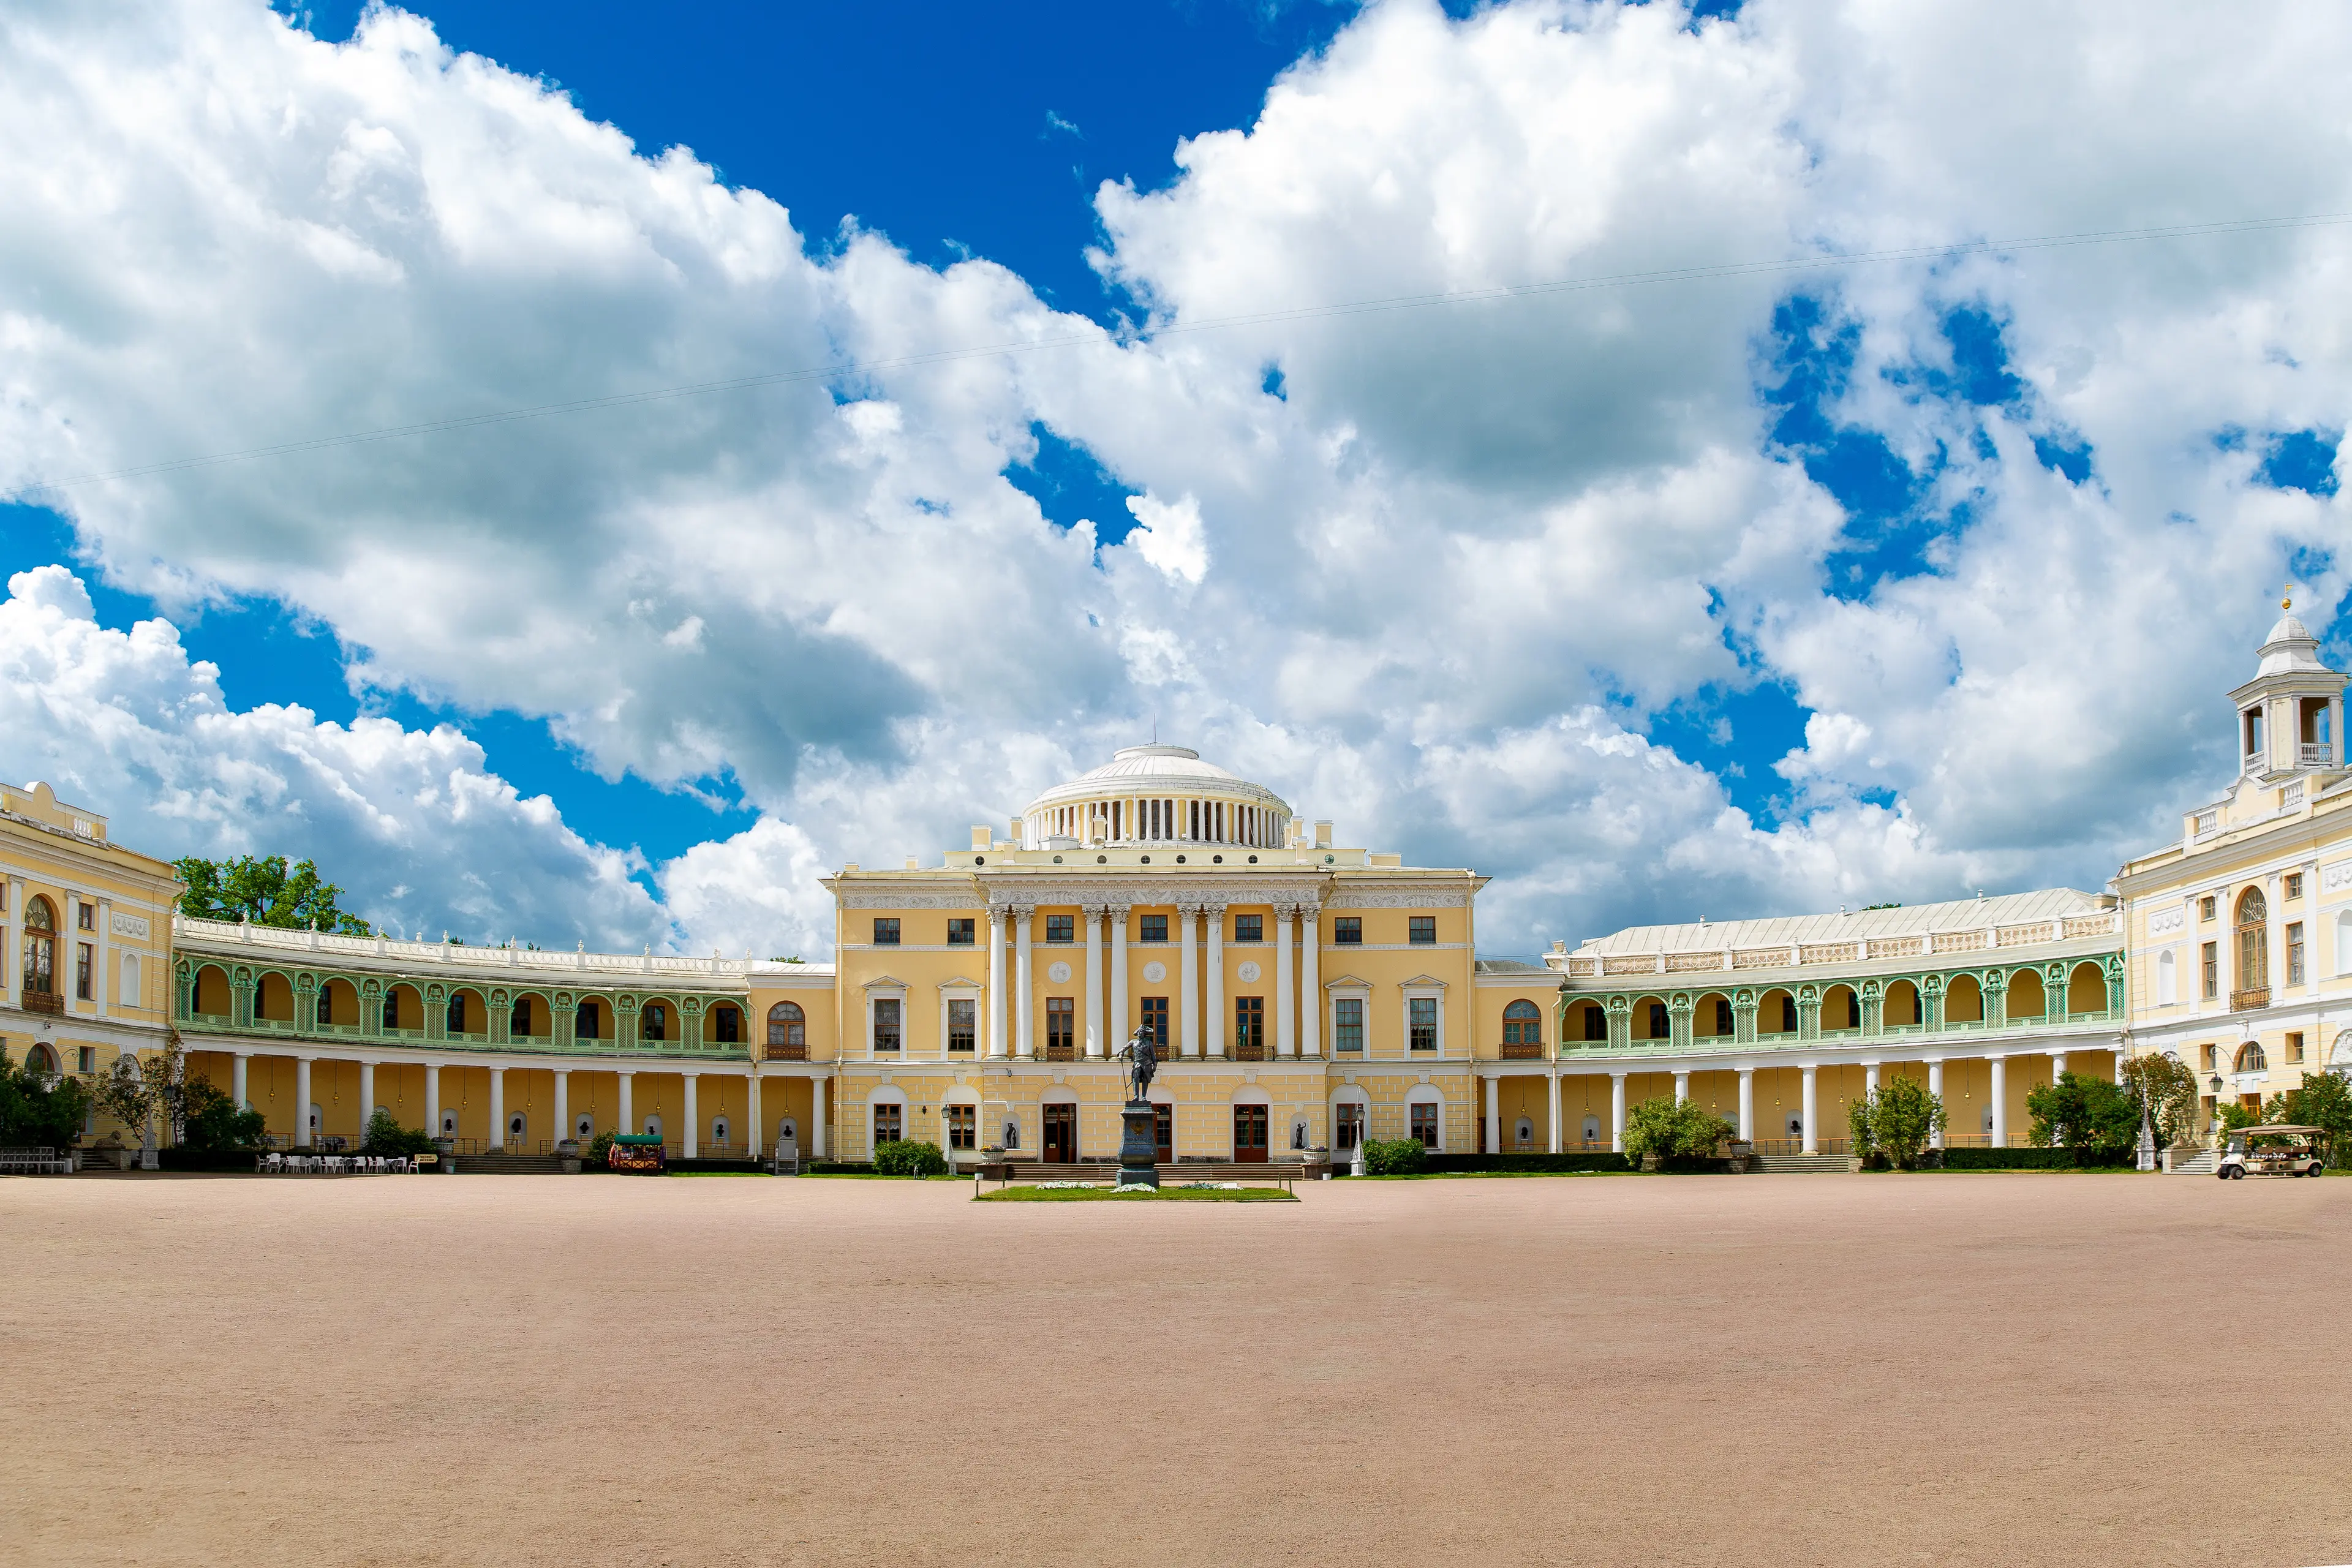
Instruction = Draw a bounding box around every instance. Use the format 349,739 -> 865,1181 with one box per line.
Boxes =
1043,1102 -> 1077,1163
1233,1104 -> 1268,1163
1154,1103 -> 1172,1164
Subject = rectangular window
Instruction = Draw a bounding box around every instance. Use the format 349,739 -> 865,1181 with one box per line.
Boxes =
2287,921 -> 2306,986
1234,995 -> 1265,1056
318,988 -> 334,1026
2286,872 -> 2305,900
1140,913 -> 1169,943
1046,996 -> 1076,1058
712,1005 -> 740,1044
1233,913 -> 1263,943
507,997 -> 526,1037
1410,1102 -> 1438,1149
2288,1031 -> 2306,1064
1584,1006 -> 1607,1042
1140,996 -> 1169,1050
1408,996 -> 1438,1051
1046,914 -> 1074,943
872,918 -> 900,946
641,1003 -> 667,1042
78,1046 -> 94,1074
1336,1102 -> 1364,1150
1335,916 -> 1363,946
77,901 -> 94,932
75,942 -> 92,1000
947,998 -> 977,1052
873,997 -> 902,1052
2202,941 -> 2218,1000
873,1103 -> 902,1145
1409,916 -> 1436,945
1649,1001 -> 1670,1038
946,918 -> 976,946
447,992 -> 468,1034
2200,895 -> 2217,922
946,1104 -> 976,1149
575,1000 -> 598,1039
1334,997 -> 1364,1052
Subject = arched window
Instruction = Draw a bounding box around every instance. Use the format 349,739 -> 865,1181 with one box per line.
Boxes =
2156,950 -> 2177,1005
24,1042 -> 58,1077
2234,1041 -> 2267,1073
1502,1000 -> 1542,1046
767,1000 -> 807,1060
21,895 -> 55,998
2236,888 -> 2269,997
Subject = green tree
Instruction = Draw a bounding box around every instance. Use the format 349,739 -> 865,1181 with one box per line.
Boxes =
2266,1071 -> 2352,1163
0,1045 -> 93,1148
2028,1071 -> 2139,1159
174,854 -> 373,935
179,1079 -> 268,1152
2120,1052 -> 2201,1148
1623,1096 -> 1734,1165
2216,1098 -> 2264,1134
1848,1077 -> 1947,1169
89,1052 -> 159,1148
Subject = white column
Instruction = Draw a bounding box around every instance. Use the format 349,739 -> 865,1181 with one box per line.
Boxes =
1864,1061 -> 1880,1096
1800,1065 -> 1819,1155
1083,905 -> 1105,1058
1178,904 -> 1200,1058
552,1069 -> 570,1145
424,1063 -> 441,1139
617,1069 -> 635,1137
359,1060 -> 375,1131
1927,1060 -> 1945,1149
488,1067 -> 506,1151
810,1074 -> 828,1157
1204,905 -> 1225,1058
1013,908 -> 1035,1059
1483,1074 -> 1500,1153
682,1074 -> 699,1158
232,1052 -> 250,1110
986,907 -> 1008,1058
1990,1057 -> 2008,1147
1298,905 -> 1321,1057
1275,905 -> 1296,1058
746,1072 -> 763,1159
1109,906 -> 1131,1050
1609,1072 -> 1627,1154
1547,1071 -> 1562,1154
1673,1070 -> 1690,1104
295,1057 -> 314,1147
1737,1068 -> 1754,1142
2,875 -> 18,1008
2051,1051 -> 2067,1084
94,897 -> 110,1017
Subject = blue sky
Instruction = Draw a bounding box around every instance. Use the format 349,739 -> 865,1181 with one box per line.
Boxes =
3,0 -> 2350,957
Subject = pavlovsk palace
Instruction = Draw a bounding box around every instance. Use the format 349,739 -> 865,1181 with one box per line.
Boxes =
4,603 -> 2347,1165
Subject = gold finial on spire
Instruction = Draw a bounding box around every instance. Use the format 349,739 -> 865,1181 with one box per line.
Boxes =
2283,583 -> 2294,612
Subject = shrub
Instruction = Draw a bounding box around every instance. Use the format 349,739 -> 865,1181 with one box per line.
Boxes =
873,1139 -> 948,1177
1422,1152 -> 1633,1174
0,1045 -> 92,1148
358,1107 -> 437,1158
1847,1077 -> 1947,1169
1623,1096 -> 1733,1165
1360,1137 -> 1427,1175
180,1079 -> 269,1152
586,1130 -> 617,1165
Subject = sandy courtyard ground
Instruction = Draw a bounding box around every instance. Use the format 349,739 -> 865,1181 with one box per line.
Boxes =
5,1172 -> 2350,1568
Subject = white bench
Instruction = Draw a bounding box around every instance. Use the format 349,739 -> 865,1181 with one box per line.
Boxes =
0,1147 -> 74,1175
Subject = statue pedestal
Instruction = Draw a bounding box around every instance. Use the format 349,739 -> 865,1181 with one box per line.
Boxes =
1117,1101 -> 1159,1189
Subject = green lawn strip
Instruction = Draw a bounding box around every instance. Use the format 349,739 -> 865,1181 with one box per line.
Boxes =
976,1185 -> 1297,1202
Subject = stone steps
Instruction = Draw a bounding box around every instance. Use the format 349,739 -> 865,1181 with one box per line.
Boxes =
1748,1153 -> 1851,1174
2168,1150 -> 2216,1175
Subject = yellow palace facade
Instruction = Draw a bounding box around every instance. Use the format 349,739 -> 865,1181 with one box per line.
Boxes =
18,600 -> 2348,1163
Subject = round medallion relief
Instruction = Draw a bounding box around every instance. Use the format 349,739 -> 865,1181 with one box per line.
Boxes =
1142,961 -> 1168,984
1237,961 -> 1262,982
1046,960 -> 1072,984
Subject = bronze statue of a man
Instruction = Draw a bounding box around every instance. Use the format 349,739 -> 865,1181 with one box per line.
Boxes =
1118,1024 -> 1158,1104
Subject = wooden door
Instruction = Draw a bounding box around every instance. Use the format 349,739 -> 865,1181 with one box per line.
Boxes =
1153,1104 -> 1173,1163
1234,1104 -> 1268,1163
1043,1102 -> 1077,1163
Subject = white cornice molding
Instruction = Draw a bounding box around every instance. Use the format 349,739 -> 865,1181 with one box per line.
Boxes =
1323,889 -> 1470,909
839,892 -> 982,910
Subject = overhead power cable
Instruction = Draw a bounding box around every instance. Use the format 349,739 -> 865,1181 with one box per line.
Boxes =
18,209 -> 2351,494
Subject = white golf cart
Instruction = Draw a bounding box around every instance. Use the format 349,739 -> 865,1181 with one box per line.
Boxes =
2216,1124 -> 2328,1179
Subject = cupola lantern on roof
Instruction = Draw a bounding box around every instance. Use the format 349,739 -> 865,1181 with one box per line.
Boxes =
1019,744 -> 1295,851
2228,587 -> 2345,783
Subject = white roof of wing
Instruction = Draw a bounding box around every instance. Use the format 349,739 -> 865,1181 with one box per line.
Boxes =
1575,888 -> 2105,955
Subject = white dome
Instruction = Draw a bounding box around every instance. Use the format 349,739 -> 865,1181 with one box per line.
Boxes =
1021,745 -> 1292,850
2258,609 -> 2328,675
